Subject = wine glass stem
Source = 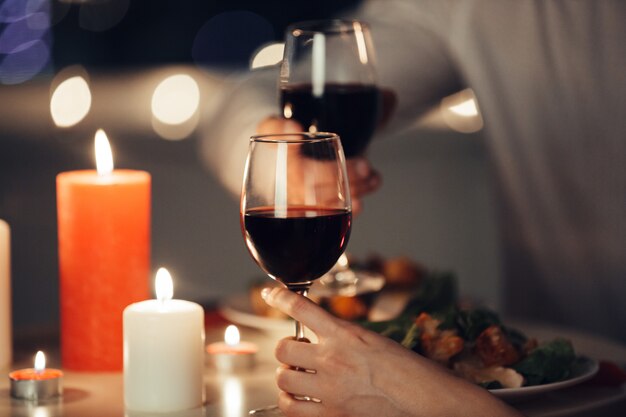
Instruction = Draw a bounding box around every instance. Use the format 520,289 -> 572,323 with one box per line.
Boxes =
293,287 -> 308,341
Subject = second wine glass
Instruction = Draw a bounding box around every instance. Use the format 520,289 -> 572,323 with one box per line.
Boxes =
280,19 -> 379,157
280,20 -> 382,295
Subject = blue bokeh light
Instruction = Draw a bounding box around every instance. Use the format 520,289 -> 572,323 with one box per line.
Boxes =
0,0 -> 51,84
0,38 -> 50,84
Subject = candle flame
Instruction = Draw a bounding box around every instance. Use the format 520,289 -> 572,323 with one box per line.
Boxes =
155,267 -> 174,302
34,351 -> 46,372
95,129 -> 114,176
224,325 -> 240,346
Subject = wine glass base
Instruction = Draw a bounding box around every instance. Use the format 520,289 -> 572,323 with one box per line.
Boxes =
249,405 -> 285,416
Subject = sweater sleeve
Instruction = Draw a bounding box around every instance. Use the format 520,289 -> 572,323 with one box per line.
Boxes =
353,0 -> 463,134
199,68 -> 278,197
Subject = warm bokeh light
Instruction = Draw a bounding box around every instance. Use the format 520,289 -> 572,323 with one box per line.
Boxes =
155,267 -> 174,302
94,129 -> 114,176
32,407 -> 51,417
50,75 -> 92,127
151,74 -> 200,125
250,42 -> 284,69
34,351 -> 45,372
224,325 -> 240,346
440,89 -> 484,133
449,99 -> 479,117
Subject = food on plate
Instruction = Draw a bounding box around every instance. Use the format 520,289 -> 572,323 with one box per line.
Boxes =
246,254 -> 581,390
364,278 -> 578,389
325,295 -> 370,321
359,254 -> 425,288
381,256 -> 425,288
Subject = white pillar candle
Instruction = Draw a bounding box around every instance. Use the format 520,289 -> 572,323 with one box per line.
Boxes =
123,268 -> 205,412
0,219 -> 11,370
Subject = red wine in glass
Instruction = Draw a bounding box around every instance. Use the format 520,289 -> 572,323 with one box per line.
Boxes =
280,83 -> 380,157
280,20 -> 379,158
243,205 -> 352,287
240,131 -> 351,416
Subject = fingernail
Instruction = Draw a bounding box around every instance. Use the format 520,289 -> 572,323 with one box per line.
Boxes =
261,287 -> 271,301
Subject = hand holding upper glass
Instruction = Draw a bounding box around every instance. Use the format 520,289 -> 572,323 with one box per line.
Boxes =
257,116 -> 381,215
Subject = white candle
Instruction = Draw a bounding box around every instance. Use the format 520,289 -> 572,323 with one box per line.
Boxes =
0,219 -> 11,370
123,268 -> 205,412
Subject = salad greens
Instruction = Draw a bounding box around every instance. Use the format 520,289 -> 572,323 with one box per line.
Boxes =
361,271 -> 579,388
513,339 -> 576,385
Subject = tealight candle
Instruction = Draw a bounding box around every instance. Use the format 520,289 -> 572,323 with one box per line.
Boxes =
207,325 -> 257,373
9,351 -> 63,401
123,268 -> 205,413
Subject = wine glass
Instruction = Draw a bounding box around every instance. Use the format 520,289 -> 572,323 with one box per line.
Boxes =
280,19 -> 379,157
279,19 -> 383,294
241,132 -> 351,415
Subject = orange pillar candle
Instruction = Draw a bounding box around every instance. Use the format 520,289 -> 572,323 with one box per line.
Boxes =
57,129 -> 150,371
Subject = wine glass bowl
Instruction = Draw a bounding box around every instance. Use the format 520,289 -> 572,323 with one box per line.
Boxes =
280,20 -> 379,157
241,132 -> 352,291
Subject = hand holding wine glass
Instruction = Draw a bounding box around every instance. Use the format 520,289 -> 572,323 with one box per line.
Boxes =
262,287 -> 524,417
241,132 -> 352,415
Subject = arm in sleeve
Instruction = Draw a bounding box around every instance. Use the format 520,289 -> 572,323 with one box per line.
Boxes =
199,68 -> 278,197
354,0 -> 463,135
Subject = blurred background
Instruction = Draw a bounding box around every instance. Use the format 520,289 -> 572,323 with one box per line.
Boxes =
0,0 -> 498,336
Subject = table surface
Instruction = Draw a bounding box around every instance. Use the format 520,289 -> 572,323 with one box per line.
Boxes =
1,320 -> 625,417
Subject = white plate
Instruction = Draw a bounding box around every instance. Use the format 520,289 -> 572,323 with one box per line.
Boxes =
490,357 -> 599,400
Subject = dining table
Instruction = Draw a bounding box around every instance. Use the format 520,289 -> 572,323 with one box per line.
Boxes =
1,309 -> 625,417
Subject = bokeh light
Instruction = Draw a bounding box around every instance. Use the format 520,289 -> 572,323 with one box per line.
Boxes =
0,14 -> 48,53
0,39 -> 49,84
440,89 -> 483,133
0,0 -> 51,84
250,42 -> 284,69
449,99 -> 479,117
192,11 -> 274,69
50,75 -> 92,127
151,74 -> 200,125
